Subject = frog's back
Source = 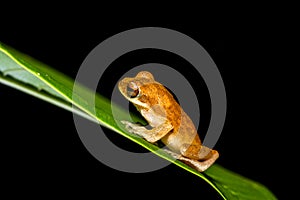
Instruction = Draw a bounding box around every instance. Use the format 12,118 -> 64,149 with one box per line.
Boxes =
153,83 -> 201,152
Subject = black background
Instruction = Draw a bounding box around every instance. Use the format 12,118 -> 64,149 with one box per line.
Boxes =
0,10 -> 296,199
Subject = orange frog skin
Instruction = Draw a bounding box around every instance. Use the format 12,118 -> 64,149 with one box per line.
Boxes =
118,71 -> 219,172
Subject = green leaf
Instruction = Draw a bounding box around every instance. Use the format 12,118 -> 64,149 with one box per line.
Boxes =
0,42 -> 277,200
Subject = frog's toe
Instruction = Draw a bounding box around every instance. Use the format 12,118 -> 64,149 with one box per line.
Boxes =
121,120 -> 137,131
121,121 -> 132,129
120,120 -> 130,124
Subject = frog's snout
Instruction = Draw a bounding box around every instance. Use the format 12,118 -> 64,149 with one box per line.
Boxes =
118,78 -> 131,96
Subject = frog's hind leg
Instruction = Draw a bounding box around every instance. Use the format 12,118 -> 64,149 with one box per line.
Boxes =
163,146 -> 219,172
180,144 -> 217,161
181,144 -> 219,172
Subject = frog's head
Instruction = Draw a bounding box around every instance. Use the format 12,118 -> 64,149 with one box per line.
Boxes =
118,71 -> 155,109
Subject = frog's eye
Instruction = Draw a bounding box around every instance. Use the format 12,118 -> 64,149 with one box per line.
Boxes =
127,85 -> 139,98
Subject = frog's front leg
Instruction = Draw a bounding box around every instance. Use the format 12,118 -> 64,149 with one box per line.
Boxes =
121,120 -> 173,143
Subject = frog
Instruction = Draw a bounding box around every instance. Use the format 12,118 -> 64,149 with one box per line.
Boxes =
118,71 -> 219,172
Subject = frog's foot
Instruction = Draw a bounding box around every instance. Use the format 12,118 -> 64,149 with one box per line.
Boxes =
162,148 -> 218,172
121,120 -> 157,143
121,120 -> 147,136
120,120 -> 172,143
